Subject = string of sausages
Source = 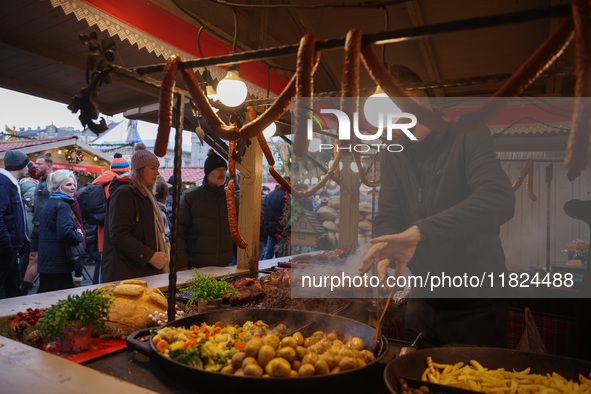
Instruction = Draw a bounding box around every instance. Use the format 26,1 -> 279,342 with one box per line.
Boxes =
512,159 -> 537,201
226,138 -> 248,249
155,13 -> 580,215
564,0 -> 591,174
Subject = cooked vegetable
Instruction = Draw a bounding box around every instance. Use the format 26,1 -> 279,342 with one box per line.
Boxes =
154,323 -> 373,377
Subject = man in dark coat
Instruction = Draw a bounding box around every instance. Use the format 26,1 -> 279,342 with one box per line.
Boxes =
0,150 -> 30,298
360,65 -> 515,348
264,185 -> 287,259
22,153 -> 53,292
177,150 -> 234,269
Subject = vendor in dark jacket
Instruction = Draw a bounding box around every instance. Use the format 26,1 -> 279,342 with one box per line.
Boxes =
360,65 -> 515,348
177,149 -> 234,269
102,143 -> 168,283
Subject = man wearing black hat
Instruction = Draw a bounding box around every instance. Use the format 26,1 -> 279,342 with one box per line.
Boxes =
177,149 -> 234,268
0,150 -> 31,298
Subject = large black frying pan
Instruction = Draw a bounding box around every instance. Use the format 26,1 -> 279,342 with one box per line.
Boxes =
127,308 -> 389,393
384,347 -> 591,393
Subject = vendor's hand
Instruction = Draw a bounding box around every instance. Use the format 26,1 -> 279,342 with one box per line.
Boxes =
360,225 -> 424,284
149,252 -> 169,269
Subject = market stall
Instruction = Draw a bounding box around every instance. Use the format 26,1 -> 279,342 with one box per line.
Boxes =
4,0 -> 591,393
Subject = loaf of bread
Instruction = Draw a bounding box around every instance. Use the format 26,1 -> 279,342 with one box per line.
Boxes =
100,280 -> 168,332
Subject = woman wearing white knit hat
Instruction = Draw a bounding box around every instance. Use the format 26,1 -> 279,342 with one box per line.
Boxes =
101,143 -> 169,282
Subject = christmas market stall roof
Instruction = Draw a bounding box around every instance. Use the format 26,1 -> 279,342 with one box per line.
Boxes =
0,136 -> 112,163
158,166 -> 205,185
0,0 -> 577,147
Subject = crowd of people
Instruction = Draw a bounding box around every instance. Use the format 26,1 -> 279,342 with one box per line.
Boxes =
0,145 -> 311,298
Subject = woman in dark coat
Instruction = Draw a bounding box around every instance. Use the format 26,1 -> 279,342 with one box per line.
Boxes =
37,169 -> 83,293
101,143 -> 168,282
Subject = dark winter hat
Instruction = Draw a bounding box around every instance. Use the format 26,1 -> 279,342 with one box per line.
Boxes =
204,149 -> 227,176
111,152 -> 130,174
4,150 -> 30,171
131,143 -> 159,171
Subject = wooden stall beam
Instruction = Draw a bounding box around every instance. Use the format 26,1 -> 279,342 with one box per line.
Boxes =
237,137 -> 263,271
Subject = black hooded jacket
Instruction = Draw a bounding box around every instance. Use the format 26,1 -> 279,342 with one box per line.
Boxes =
177,177 -> 234,269
374,126 -> 515,295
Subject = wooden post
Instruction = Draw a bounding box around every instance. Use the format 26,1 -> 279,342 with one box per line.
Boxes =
237,137 -> 263,271
338,154 -> 360,251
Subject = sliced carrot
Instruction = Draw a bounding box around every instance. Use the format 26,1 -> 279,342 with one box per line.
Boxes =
156,339 -> 169,352
239,332 -> 246,340
234,341 -> 247,352
214,321 -> 224,328
213,327 -> 221,334
152,335 -> 161,345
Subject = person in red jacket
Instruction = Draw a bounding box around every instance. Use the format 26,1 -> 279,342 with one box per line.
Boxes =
90,152 -> 130,284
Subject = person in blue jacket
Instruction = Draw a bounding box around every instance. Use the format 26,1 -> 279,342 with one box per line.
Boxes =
37,170 -> 83,293
0,150 -> 30,298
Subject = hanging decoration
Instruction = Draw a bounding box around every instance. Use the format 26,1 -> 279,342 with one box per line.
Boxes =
65,146 -> 85,164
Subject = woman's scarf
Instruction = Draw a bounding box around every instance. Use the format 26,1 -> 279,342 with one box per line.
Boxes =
49,190 -> 74,202
142,185 -> 168,256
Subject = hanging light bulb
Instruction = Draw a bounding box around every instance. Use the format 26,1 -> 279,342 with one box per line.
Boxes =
93,155 -> 98,161
216,65 -> 248,107
58,149 -> 62,154
262,122 -> 276,139
363,85 -> 402,127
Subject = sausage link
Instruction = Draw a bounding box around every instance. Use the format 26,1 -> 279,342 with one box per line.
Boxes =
155,55 -> 181,157
269,166 -> 295,196
339,28 -> 362,152
246,106 -> 275,166
360,44 -> 448,132
228,139 -> 236,179
352,151 -> 380,187
453,17 -> 574,133
294,151 -> 343,198
526,164 -> 537,202
565,0 -> 591,173
180,67 -> 240,141
512,159 -> 533,190
293,33 -> 317,158
241,52 -> 321,140
227,179 -> 248,249
494,17 -> 574,98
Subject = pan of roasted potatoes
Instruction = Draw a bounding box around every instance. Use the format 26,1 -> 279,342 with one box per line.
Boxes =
384,346 -> 591,393
127,308 -> 390,392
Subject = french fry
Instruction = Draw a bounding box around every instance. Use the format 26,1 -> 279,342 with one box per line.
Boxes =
421,357 -> 591,393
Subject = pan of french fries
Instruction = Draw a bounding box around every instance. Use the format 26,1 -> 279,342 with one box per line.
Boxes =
384,346 -> 591,393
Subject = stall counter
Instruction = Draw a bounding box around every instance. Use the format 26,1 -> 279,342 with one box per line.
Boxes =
0,265 -> 254,393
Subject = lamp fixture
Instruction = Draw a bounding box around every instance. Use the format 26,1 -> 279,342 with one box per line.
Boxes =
363,85 -> 402,128
216,64 -> 248,107
216,7 -> 248,108
262,122 -> 276,139
58,149 -> 62,154
94,155 -> 98,161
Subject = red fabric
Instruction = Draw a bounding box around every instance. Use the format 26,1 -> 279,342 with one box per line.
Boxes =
45,337 -> 127,363
80,0 -> 290,95
507,307 -> 582,358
